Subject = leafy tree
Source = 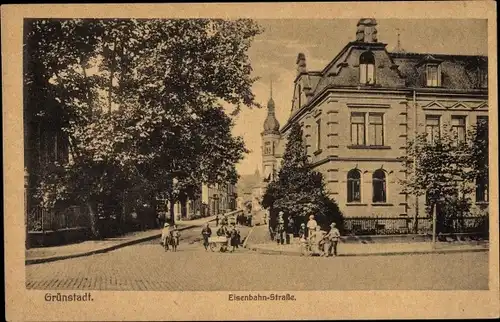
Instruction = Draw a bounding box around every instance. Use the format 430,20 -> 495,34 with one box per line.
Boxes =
262,122 -> 343,230
25,18 -> 262,236
401,123 -> 487,234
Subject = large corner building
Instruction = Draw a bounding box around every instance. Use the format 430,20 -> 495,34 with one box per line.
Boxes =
260,18 -> 489,222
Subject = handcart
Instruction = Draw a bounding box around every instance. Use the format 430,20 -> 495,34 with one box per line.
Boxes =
208,236 -> 229,252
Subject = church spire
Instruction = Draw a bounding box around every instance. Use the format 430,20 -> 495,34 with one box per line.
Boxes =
270,77 -> 273,99
262,78 -> 280,134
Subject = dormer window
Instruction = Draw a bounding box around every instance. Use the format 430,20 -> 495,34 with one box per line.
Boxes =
465,57 -> 487,89
426,64 -> 441,87
477,67 -> 487,88
359,51 -> 375,84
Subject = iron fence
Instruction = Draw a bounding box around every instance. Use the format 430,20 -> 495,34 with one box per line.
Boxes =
343,215 -> 488,236
28,205 -> 90,232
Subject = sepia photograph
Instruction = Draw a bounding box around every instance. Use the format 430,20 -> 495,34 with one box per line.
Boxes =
3,2 -> 499,321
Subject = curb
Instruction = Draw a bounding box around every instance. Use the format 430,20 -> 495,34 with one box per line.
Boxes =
245,244 -> 489,258
242,226 -> 254,248
26,224 -> 199,265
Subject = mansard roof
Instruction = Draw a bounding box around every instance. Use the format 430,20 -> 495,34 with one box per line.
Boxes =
298,49 -> 487,101
391,52 -> 488,89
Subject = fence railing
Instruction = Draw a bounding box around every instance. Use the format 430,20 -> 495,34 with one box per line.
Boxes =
343,216 -> 488,236
28,205 -> 90,232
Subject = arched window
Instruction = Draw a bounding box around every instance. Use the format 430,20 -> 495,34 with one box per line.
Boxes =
372,169 -> 387,203
360,51 -> 375,84
347,169 -> 361,202
264,141 -> 272,155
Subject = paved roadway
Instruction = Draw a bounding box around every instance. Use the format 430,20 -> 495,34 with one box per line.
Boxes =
26,226 -> 488,291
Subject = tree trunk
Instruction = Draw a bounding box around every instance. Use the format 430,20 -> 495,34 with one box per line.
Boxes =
179,193 -> 188,220
169,198 -> 175,225
432,203 -> 437,248
86,201 -> 101,239
413,195 -> 419,234
107,39 -> 117,114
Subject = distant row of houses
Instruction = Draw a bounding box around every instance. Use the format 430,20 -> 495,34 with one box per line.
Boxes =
166,183 -> 237,219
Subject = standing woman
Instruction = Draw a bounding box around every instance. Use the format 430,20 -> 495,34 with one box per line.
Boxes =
229,225 -> 238,252
306,215 -> 318,239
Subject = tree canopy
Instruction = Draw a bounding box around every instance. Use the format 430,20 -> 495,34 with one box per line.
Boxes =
261,122 -> 343,230
25,18 -> 262,236
400,121 -> 489,233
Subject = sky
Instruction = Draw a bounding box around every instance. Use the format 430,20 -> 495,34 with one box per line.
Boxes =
232,19 -> 488,176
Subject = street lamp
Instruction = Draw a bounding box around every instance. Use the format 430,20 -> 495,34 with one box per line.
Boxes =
24,167 -> 29,249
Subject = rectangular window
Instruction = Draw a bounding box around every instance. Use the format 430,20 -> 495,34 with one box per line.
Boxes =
426,65 -> 440,87
451,116 -> 466,143
476,176 -> 488,202
425,115 -> 441,144
350,112 -> 366,145
368,113 -> 384,146
316,118 -> 321,151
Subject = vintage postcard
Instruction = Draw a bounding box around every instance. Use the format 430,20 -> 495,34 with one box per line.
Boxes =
3,2 -> 499,320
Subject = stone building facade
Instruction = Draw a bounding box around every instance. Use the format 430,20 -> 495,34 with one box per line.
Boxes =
261,18 -> 489,220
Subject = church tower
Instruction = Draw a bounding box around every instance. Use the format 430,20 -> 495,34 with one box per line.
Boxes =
261,81 -> 281,182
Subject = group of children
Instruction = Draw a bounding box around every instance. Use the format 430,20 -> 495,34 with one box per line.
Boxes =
161,217 -> 241,253
160,223 -> 180,252
201,221 -> 241,252
297,214 -> 341,257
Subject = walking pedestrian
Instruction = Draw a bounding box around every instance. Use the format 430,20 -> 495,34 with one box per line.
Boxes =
201,222 -> 212,251
229,225 -> 239,252
161,223 -> 171,252
170,224 -> 180,252
215,214 -> 219,226
236,230 -> 241,248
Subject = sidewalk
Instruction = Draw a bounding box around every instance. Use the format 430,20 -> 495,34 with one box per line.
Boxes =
246,240 -> 489,257
26,215 -> 218,265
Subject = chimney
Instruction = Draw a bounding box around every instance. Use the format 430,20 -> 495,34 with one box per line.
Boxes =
296,53 -> 307,76
356,18 -> 378,43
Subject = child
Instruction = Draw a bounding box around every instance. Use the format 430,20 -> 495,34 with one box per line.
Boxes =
229,225 -> 238,252
309,225 -> 324,256
325,222 -> 341,257
161,223 -> 171,252
201,222 -> 212,251
298,223 -> 307,256
170,225 -> 180,252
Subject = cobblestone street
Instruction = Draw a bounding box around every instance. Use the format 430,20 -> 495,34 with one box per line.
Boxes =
26,226 -> 488,291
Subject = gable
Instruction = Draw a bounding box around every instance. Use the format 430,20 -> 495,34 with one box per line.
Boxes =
422,100 -> 488,111
314,43 -> 406,94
